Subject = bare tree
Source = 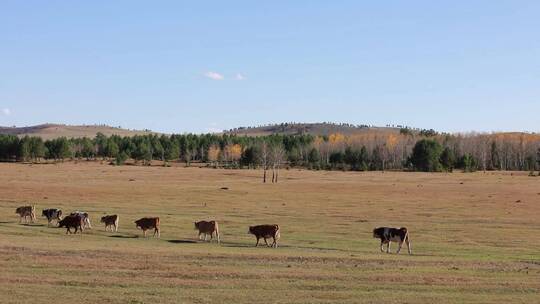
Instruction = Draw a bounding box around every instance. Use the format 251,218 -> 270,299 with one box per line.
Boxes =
270,143 -> 286,183
258,141 -> 270,183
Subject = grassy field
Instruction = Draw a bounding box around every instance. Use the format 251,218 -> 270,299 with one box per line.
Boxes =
0,162 -> 538,303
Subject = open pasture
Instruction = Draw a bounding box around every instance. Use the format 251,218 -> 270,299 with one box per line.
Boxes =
0,163 -> 538,303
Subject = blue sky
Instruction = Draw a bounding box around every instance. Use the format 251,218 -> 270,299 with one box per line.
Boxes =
1,1 -> 539,133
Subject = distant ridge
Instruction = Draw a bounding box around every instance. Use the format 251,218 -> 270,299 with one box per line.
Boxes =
0,123 -> 156,140
224,122 -> 407,136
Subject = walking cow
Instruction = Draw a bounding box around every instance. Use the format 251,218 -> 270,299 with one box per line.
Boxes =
373,227 -> 412,254
249,224 -> 280,248
16,206 -> 36,224
58,214 -> 85,234
135,217 -> 160,238
194,220 -> 220,243
42,208 -> 62,226
101,214 -> 119,232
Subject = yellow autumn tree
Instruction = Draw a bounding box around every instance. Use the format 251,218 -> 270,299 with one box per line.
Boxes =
207,145 -> 221,166
224,144 -> 242,163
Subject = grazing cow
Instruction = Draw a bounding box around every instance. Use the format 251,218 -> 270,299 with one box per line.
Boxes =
15,206 -> 36,224
101,214 -> 119,232
70,211 -> 92,229
58,214 -> 84,234
135,217 -> 160,238
249,224 -> 280,248
42,208 -> 62,226
373,227 -> 412,254
194,220 -> 220,243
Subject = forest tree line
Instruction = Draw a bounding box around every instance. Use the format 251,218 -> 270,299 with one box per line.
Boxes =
1,130 -> 540,174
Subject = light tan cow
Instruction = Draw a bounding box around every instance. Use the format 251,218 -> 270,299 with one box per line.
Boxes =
194,220 -> 220,243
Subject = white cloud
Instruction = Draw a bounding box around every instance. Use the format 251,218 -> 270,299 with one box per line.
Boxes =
204,71 -> 224,80
235,73 -> 246,80
2,108 -> 11,116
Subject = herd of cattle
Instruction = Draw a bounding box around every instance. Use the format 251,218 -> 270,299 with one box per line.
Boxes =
14,205 -> 412,253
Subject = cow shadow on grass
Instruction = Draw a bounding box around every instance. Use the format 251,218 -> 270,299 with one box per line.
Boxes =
108,234 -> 139,239
21,223 -> 46,227
167,239 -> 198,244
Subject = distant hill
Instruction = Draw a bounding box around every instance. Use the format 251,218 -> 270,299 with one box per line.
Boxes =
0,124 -> 156,140
224,123 -> 406,136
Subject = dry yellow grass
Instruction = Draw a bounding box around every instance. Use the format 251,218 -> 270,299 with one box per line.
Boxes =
0,162 -> 539,303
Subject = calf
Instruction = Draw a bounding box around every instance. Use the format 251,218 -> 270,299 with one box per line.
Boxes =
42,208 -> 62,226
58,214 -> 84,234
373,227 -> 412,254
70,211 -> 92,229
194,220 -> 220,243
249,224 -> 280,248
101,214 -> 119,232
15,206 -> 36,224
135,217 -> 160,238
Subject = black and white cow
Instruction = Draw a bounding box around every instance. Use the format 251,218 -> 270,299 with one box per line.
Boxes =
42,208 -> 63,226
373,227 -> 412,254
70,211 -> 92,229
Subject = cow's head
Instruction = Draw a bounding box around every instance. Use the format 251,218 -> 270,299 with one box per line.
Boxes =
194,222 -> 199,229
42,209 -> 48,217
373,228 -> 382,238
248,226 -> 254,234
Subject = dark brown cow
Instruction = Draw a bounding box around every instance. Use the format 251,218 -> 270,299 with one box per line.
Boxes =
101,214 -> 119,232
135,217 -> 160,238
249,224 -> 280,248
194,220 -> 220,243
15,206 -> 36,224
373,227 -> 412,254
58,214 -> 84,234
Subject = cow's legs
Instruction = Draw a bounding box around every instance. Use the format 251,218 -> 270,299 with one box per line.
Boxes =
154,228 -> 160,238
204,233 -> 208,241
272,237 -> 278,248
386,242 -> 391,253
380,240 -> 385,252
216,231 -> 220,244
264,238 -> 269,247
143,229 -> 147,238
397,241 -> 403,254
114,223 -> 118,232
406,236 -> 412,255
255,237 -> 260,247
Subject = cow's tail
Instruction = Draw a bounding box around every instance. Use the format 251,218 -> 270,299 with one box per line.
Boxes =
275,225 -> 281,239
215,221 -> 220,244
402,227 -> 412,255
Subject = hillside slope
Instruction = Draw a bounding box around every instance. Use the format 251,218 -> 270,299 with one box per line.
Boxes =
224,123 -> 403,136
0,124 -> 156,139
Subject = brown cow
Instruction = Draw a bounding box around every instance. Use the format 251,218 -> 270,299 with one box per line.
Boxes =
58,214 -> 84,234
135,217 -> 160,238
194,220 -> 220,243
101,214 -> 119,232
249,224 -> 280,248
15,206 -> 36,224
